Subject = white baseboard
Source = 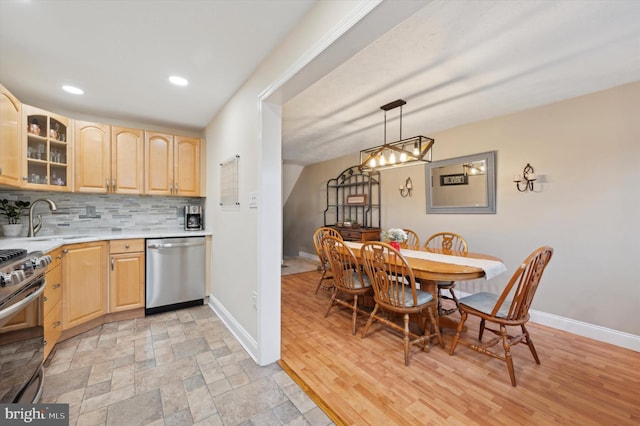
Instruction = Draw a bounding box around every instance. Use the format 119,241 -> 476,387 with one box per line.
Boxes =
208,295 -> 258,362
453,289 -> 639,352
528,310 -> 640,352
298,250 -> 316,261
216,259 -> 639,353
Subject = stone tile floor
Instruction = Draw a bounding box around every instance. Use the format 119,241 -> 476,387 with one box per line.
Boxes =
281,257 -> 319,276
42,305 -> 333,425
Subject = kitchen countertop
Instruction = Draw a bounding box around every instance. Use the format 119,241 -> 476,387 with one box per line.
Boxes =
0,230 -> 212,253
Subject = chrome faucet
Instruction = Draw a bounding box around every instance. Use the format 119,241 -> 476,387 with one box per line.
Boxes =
28,199 -> 58,237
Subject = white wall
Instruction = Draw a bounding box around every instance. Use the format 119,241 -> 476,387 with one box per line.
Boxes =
204,1 -> 383,364
284,82 -> 640,343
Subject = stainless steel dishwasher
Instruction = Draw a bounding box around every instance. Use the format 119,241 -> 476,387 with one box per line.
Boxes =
145,236 -> 205,315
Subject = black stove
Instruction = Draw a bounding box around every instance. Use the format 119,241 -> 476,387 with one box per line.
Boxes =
0,248 -> 48,404
0,249 -> 28,265
0,249 -> 51,309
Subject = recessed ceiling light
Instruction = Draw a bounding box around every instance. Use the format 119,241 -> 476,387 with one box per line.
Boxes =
62,85 -> 84,95
169,76 -> 189,86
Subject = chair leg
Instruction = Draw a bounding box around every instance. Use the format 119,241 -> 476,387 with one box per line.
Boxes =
501,325 -> 517,387
361,304 -> 379,338
314,269 -> 328,294
522,324 -> 540,364
323,288 -> 338,317
448,288 -> 462,315
479,318 -> 486,340
449,311 -> 467,355
425,306 -> 444,349
403,313 -> 411,366
351,295 -> 359,335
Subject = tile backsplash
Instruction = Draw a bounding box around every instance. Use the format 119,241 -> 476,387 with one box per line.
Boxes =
0,190 -> 203,237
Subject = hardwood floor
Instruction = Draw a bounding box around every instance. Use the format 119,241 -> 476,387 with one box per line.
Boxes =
281,271 -> 640,425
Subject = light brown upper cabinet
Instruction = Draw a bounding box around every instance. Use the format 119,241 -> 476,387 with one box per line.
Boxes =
111,126 -> 144,194
145,131 -> 201,196
22,105 -> 71,191
174,135 -> 201,197
74,120 -> 110,193
75,121 -> 143,194
0,84 -> 22,188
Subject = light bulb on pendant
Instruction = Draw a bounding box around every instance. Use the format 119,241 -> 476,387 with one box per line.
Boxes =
369,158 -> 377,168
400,152 -> 407,162
389,152 -> 396,164
413,142 -> 419,156
379,155 -> 386,166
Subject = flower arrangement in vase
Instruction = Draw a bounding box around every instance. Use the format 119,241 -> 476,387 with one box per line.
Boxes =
381,228 -> 408,251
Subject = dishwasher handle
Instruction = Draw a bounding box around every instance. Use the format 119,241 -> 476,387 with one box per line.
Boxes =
147,241 -> 205,249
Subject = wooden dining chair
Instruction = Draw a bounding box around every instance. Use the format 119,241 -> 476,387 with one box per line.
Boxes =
360,241 -> 443,365
400,228 -> 420,250
424,232 -> 468,317
449,246 -> 554,386
321,236 -> 374,335
312,227 -> 343,294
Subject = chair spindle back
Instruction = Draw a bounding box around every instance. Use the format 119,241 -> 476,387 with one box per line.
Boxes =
424,232 -> 468,255
494,246 -> 554,321
361,242 -> 418,309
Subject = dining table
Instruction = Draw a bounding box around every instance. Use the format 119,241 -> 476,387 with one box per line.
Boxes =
343,241 -> 507,330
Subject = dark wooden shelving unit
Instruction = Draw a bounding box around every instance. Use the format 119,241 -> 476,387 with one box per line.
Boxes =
324,165 -> 381,241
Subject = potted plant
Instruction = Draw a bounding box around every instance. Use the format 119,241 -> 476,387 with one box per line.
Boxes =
0,199 -> 30,237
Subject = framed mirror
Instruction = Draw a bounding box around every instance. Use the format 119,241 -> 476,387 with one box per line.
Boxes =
425,150 -> 496,214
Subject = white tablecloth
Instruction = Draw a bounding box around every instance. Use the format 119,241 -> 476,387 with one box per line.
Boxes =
344,241 -> 507,280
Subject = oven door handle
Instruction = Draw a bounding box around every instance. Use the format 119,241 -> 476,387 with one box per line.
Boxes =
0,282 -> 45,323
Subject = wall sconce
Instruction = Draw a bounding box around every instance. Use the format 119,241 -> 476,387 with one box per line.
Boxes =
514,163 -> 537,192
399,177 -> 413,197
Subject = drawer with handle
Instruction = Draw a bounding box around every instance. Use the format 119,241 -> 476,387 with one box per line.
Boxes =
110,239 -> 144,254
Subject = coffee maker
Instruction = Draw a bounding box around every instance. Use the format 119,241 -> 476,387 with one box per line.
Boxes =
184,205 -> 203,230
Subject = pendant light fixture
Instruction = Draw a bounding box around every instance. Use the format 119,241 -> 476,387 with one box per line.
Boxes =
359,99 -> 434,171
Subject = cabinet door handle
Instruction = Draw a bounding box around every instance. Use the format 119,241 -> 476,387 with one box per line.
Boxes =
53,283 -> 61,289
125,244 -> 130,249
111,257 -> 115,271
62,249 -> 69,254
43,296 -> 48,302
170,182 -> 174,194
56,255 -> 62,260
106,178 -> 110,191
112,178 -> 116,191
175,183 -> 179,193
44,339 -> 48,346
53,321 -> 61,328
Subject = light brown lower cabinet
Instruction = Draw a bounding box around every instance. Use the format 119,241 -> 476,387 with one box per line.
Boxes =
43,247 -> 63,359
109,239 -> 145,312
62,241 -> 107,330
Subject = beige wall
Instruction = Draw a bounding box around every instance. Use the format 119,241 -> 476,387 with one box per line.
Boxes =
284,81 -> 640,336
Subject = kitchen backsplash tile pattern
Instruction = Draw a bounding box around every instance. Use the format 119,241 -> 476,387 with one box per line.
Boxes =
0,190 -> 203,237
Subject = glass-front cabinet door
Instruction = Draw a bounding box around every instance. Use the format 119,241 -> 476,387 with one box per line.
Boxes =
23,105 -> 70,191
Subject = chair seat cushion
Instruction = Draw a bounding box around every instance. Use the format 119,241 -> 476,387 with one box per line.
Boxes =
351,271 -> 372,289
436,281 -> 454,289
459,292 -> 510,318
384,286 -> 433,307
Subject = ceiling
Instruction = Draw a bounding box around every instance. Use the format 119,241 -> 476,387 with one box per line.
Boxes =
282,0 -> 640,165
0,0 -> 315,132
2,1 -> 640,167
